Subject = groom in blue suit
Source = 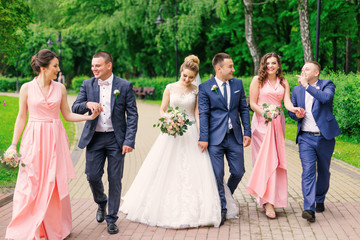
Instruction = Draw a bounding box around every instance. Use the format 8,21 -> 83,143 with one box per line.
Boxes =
72,51 -> 138,234
198,53 -> 251,225
289,61 -> 341,223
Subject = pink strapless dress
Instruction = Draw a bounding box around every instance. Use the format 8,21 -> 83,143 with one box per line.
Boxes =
6,79 -> 76,240
246,78 -> 288,208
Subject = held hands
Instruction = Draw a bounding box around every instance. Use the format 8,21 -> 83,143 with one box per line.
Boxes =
86,102 -> 103,120
292,107 -> 305,119
198,141 -> 208,152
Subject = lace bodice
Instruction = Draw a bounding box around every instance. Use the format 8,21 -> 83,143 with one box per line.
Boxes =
167,82 -> 198,120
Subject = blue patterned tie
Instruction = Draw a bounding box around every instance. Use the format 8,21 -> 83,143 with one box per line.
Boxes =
223,82 -> 229,133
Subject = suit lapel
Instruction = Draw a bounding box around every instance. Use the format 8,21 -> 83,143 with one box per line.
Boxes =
210,77 -> 227,108
299,86 -> 306,109
229,79 -> 234,109
111,76 -> 120,112
94,79 -> 100,103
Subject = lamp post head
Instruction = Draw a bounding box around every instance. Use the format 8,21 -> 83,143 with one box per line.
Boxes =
57,32 -> 62,44
47,38 -> 53,47
155,15 -> 165,24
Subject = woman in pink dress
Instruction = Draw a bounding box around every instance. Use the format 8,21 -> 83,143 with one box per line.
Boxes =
246,52 -> 301,219
5,49 -> 100,240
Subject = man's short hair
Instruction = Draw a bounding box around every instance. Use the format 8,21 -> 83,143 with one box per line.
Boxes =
212,53 -> 232,69
306,60 -> 321,72
93,51 -> 113,63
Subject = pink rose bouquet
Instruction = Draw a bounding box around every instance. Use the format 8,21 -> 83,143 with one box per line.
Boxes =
153,106 -> 195,138
1,148 -> 24,168
262,103 -> 282,125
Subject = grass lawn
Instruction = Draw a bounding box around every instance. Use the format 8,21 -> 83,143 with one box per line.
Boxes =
0,96 -> 76,187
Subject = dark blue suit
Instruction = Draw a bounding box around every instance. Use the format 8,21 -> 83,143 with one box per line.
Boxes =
72,76 -> 138,223
198,77 -> 251,212
289,80 -> 340,212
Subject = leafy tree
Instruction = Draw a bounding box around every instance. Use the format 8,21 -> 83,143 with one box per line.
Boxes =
0,0 -> 32,75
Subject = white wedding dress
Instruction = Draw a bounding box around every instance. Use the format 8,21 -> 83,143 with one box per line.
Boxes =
120,82 -> 239,228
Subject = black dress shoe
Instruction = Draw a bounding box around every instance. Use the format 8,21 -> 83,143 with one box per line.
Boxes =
107,222 -> 119,234
96,206 -> 106,223
220,211 -> 226,226
315,203 -> 325,213
302,210 -> 316,222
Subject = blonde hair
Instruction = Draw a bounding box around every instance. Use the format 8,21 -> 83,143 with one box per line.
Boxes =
180,55 -> 200,74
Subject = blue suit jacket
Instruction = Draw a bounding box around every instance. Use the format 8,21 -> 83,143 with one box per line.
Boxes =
198,76 -> 251,145
288,79 -> 341,143
72,76 -> 138,149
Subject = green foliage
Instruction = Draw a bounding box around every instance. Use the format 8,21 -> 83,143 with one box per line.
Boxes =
0,0 -> 32,68
0,76 -> 32,92
71,75 -> 91,92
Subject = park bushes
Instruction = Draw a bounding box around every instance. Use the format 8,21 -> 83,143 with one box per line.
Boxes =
0,76 -> 32,92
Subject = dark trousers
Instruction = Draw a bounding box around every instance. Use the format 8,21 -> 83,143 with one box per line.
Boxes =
85,132 -> 125,223
298,132 -> 335,212
208,131 -> 245,212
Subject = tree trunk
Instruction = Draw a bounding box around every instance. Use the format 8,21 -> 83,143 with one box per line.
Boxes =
355,0 -> 360,72
298,0 -> 313,62
243,0 -> 261,75
345,37 -> 351,74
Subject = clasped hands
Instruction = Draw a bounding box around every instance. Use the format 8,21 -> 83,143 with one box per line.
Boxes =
86,102 -> 103,119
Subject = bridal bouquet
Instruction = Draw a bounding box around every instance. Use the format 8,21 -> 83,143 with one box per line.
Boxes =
0,148 -> 24,168
262,103 -> 282,125
153,106 -> 195,138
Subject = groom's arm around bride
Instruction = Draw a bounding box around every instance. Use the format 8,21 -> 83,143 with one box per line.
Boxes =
198,53 -> 251,225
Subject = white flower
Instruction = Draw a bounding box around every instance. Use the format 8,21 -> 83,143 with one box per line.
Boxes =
211,85 -> 219,94
114,89 -> 120,98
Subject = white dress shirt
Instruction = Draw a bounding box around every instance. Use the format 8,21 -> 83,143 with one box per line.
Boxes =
215,77 -> 233,130
301,82 -> 320,132
96,74 -> 114,132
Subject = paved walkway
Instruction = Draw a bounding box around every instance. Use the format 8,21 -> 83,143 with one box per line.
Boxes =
1,94 -> 360,239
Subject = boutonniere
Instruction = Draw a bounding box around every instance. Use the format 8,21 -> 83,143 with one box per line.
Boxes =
316,86 -> 320,90
211,85 -> 218,94
114,89 -> 120,98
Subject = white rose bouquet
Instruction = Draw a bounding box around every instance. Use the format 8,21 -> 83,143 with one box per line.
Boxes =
153,106 -> 195,138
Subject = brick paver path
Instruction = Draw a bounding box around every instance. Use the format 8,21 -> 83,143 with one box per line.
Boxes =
1,94 -> 360,239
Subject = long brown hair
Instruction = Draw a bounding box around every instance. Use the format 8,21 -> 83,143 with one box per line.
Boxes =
257,52 -> 284,87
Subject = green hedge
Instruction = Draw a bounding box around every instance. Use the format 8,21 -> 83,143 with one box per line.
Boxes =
71,75 -> 91,92
0,77 -> 32,92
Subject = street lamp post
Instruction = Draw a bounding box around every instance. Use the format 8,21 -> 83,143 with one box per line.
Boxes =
47,32 -> 64,84
155,4 -> 179,80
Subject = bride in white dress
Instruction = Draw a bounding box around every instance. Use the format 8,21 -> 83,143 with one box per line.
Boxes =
120,55 -> 238,228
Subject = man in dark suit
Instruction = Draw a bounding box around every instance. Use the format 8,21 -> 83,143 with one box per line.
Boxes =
198,53 -> 251,225
72,51 -> 138,234
289,61 -> 341,223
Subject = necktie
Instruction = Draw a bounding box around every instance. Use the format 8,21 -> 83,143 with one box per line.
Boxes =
98,80 -> 110,86
222,82 -> 228,108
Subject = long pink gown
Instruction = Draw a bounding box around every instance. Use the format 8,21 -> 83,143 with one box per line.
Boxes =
6,79 -> 76,240
246,78 -> 288,208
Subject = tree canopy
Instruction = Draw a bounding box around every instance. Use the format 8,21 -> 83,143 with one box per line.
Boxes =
1,0 -> 359,81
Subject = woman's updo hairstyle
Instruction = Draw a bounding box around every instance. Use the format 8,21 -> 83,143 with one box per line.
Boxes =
180,55 -> 200,74
31,49 -> 59,74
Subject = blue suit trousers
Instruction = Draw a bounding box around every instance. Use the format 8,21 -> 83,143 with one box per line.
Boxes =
85,132 -> 125,223
298,132 -> 335,212
208,131 -> 245,212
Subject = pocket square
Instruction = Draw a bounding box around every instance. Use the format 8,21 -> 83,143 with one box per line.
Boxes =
234,90 -> 240,93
